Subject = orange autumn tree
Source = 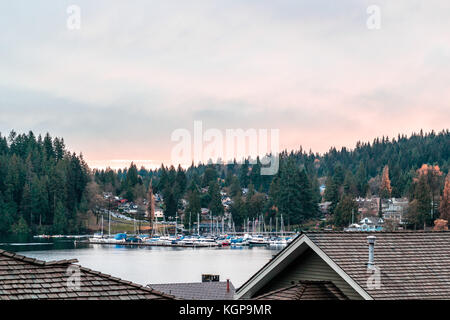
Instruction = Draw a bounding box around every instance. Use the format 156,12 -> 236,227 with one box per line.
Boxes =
440,174 -> 450,221
380,165 -> 392,199
433,219 -> 448,231
377,165 -> 392,217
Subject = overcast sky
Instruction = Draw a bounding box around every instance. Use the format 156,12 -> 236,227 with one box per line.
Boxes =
1,1 -> 449,169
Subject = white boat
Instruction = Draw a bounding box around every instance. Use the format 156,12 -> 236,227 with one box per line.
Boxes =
89,237 -> 107,243
248,235 -> 269,246
269,238 -> 287,246
193,238 -> 219,247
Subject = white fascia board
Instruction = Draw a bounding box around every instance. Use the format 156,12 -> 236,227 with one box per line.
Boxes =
235,234 -> 372,300
303,237 -> 373,300
235,235 -> 308,299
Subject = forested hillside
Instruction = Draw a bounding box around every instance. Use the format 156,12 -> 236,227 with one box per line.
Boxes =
0,129 -> 448,235
0,131 -> 89,235
94,129 -> 449,230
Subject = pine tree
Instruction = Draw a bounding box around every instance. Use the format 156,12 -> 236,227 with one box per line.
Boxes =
11,215 -> 30,234
439,174 -> 450,221
0,193 -> 14,233
175,165 -> 187,197
229,176 -> 241,198
249,158 -> 262,190
355,161 -> 368,197
230,194 -> 247,229
185,186 -> 201,230
53,200 -> 68,234
343,171 -> 358,197
208,180 -> 224,216
202,166 -> 217,187
407,175 -> 432,228
324,176 -> 339,213
333,195 -> 358,228
268,175 -> 281,209
416,164 -> 444,219
309,173 -> 322,205
278,158 -> 316,225
239,159 -> 250,188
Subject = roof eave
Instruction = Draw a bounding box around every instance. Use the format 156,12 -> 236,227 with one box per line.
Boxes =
235,234 -> 373,300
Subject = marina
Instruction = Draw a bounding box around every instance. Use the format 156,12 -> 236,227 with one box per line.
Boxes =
79,229 -> 297,248
0,237 -> 286,287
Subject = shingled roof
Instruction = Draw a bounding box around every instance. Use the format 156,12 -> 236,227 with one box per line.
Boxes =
237,231 -> 450,300
254,280 -> 348,300
0,249 -> 174,300
306,231 -> 450,299
149,281 -> 235,300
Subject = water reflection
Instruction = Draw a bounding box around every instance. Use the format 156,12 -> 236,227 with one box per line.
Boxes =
1,239 -> 281,287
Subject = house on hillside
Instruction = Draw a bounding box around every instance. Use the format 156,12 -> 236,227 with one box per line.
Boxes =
319,201 -> 332,214
356,197 -> 380,217
236,231 -> 450,300
382,198 -> 408,224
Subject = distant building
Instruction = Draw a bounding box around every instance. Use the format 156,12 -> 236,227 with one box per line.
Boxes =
356,196 -> 409,226
154,208 -> 164,219
382,198 -> 408,224
319,201 -> 332,214
356,197 -> 380,217
319,184 -> 326,195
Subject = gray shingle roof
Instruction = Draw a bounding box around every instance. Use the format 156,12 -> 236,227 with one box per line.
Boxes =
149,281 -> 235,300
254,280 -> 348,300
0,249 -> 174,300
306,231 -> 450,299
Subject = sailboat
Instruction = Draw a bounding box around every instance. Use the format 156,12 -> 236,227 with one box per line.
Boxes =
269,214 -> 287,246
90,214 -> 107,243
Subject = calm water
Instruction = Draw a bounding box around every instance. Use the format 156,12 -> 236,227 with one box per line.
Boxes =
0,239 -> 281,287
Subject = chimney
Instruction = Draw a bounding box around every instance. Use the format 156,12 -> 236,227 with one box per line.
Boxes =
202,274 -> 220,282
226,279 -> 230,292
367,236 -> 376,268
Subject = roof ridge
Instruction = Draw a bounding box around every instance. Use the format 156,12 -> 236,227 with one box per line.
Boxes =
0,249 -> 77,266
79,266 -> 176,299
305,230 -> 450,234
149,281 -> 232,286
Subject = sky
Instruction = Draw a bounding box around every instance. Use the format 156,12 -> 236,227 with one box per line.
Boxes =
0,1 -> 449,169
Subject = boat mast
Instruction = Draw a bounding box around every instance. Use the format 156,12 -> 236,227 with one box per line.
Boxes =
108,196 -> 111,237
210,212 -> 213,237
108,211 -> 111,237
148,178 -> 156,237
175,212 -> 178,237
275,216 -> 278,235
197,213 -> 200,235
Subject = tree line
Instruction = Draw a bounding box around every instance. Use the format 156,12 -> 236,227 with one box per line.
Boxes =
1,129 -> 448,235
0,131 -> 89,236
